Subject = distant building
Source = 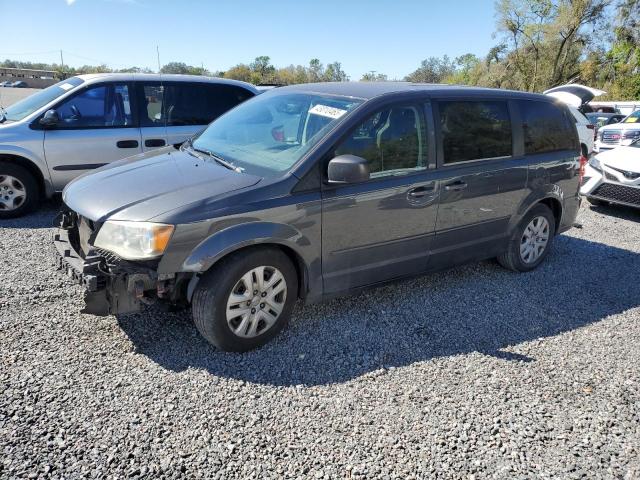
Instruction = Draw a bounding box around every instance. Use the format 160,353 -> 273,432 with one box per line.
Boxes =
0,67 -> 60,88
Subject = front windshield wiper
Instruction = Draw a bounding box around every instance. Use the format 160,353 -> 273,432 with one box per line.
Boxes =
189,141 -> 244,173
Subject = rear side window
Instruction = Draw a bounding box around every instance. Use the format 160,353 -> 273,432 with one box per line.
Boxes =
519,101 -> 576,154
140,84 -> 164,127
165,83 -> 253,126
438,100 -> 512,164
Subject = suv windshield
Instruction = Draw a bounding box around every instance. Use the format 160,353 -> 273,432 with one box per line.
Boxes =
191,92 -> 362,177
622,110 -> 640,124
1,77 -> 84,122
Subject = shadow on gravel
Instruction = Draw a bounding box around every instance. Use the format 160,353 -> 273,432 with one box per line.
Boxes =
0,197 -> 62,229
587,203 -> 640,223
118,234 -> 640,386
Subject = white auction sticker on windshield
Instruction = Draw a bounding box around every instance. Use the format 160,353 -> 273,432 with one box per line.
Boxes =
309,104 -> 347,119
59,83 -> 75,91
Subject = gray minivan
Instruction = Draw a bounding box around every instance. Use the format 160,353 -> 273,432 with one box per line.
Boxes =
55,82 -> 584,351
0,73 -> 257,217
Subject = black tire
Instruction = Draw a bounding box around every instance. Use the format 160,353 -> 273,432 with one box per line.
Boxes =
192,247 -> 298,352
497,203 -> 556,272
580,143 -> 589,157
0,161 -> 40,219
586,196 -> 606,207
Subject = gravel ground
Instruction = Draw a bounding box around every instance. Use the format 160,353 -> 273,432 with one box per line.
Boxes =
1,200 -> 639,479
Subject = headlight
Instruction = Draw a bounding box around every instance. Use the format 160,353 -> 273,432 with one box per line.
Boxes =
94,221 -> 174,260
588,156 -> 602,172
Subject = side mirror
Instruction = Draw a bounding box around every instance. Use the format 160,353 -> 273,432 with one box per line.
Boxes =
39,109 -> 60,128
327,154 -> 370,184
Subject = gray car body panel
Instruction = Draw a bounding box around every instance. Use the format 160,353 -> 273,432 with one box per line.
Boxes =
61,82 -> 582,305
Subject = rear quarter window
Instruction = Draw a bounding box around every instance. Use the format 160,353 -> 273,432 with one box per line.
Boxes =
437,100 -> 512,164
165,83 -> 254,126
519,100 -> 577,154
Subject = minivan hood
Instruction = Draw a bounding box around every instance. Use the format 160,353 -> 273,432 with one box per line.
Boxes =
544,84 -> 606,108
63,148 -> 261,222
597,145 -> 640,173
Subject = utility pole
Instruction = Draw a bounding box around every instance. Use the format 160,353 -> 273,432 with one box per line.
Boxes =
60,50 -> 65,79
156,46 -> 161,73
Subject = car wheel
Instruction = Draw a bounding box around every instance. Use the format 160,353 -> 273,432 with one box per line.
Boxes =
0,161 -> 39,219
586,196 -> 607,207
497,204 -> 556,272
192,247 -> 298,352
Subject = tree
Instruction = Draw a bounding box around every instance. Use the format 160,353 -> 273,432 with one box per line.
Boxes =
223,64 -> 253,82
449,54 -> 482,84
361,71 -> 388,81
495,0 -> 610,91
323,62 -> 349,82
308,58 -> 323,82
160,62 -> 208,75
249,55 -> 276,84
404,55 -> 457,83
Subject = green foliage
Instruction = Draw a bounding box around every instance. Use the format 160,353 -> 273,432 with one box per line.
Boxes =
404,55 -> 457,83
361,72 -> 388,82
222,56 -> 349,85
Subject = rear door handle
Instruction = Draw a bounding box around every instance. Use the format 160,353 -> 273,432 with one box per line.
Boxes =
407,185 -> 435,198
116,140 -> 139,149
144,138 -> 166,147
444,181 -> 468,191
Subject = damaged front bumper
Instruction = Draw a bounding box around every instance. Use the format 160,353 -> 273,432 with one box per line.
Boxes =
53,212 -> 179,316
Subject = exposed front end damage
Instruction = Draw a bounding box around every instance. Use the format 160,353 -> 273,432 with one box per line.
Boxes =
53,210 -> 190,316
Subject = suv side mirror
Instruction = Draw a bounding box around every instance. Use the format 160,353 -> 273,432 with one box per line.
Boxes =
327,155 -> 370,184
39,109 -> 60,128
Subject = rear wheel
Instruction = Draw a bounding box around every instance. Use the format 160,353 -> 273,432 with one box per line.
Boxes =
498,204 -> 556,272
192,248 -> 298,352
0,161 -> 39,219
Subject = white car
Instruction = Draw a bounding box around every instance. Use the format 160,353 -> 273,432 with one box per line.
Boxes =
594,109 -> 640,153
544,84 -> 605,155
581,139 -> 640,208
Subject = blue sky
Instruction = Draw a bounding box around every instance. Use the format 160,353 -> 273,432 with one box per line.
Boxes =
0,0 -> 498,79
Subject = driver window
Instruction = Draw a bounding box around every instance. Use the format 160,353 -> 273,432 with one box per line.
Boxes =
334,104 -> 426,178
56,84 -> 132,128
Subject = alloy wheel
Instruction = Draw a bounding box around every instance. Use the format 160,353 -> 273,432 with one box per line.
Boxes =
0,175 -> 27,211
225,266 -> 287,338
520,216 -> 550,264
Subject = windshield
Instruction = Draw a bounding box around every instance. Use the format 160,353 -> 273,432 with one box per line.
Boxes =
586,113 -> 609,126
623,110 -> 640,124
191,92 -> 363,177
2,77 -> 84,122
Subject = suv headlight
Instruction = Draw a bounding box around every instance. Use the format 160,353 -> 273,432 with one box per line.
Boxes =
94,221 -> 174,260
588,156 -> 602,172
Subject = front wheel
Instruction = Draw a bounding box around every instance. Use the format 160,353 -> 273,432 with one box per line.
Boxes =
0,161 -> 39,219
497,204 -> 556,272
192,248 -> 298,352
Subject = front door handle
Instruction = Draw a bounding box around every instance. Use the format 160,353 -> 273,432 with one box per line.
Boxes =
145,138 -> 166,147
116,140 -> 139,149
444,181 -> 468,191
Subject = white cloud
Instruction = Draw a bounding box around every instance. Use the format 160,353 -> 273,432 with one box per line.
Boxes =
66,0 -> 76,5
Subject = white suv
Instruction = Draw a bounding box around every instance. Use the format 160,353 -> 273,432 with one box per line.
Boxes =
594,110 -> 640,153
544,84 -> 604,155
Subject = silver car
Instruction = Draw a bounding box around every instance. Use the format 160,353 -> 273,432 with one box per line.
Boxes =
0,73 -> 257,217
